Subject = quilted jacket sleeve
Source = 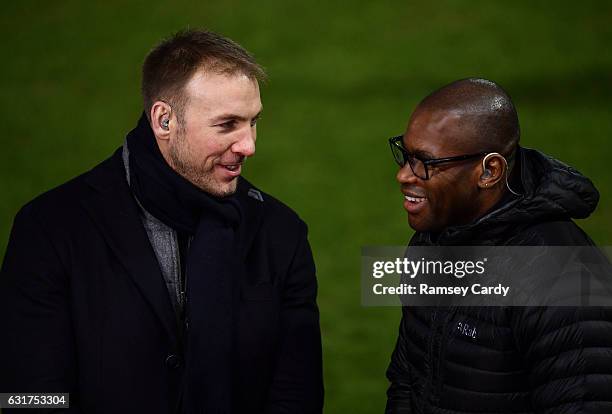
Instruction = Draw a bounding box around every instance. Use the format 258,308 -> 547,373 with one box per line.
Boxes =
512,307 -> 612,413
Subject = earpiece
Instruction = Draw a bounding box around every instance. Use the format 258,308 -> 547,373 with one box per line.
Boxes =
161,118 -> 169,130
481,153 -> 499,180
479,151 -> 522,196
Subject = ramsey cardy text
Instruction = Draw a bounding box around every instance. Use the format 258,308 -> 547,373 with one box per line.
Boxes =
372,283 -> 510,297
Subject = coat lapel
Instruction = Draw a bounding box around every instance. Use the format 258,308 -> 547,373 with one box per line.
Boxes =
80,149 -> 178,344
77,153 -> 265,354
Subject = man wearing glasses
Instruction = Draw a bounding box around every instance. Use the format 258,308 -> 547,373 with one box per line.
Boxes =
385,78 -> 612,413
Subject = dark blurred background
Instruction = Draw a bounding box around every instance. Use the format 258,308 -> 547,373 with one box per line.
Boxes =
1,1 -> 611,412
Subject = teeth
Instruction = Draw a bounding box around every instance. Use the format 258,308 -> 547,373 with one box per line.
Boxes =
225,165 -> 238,171
405,195 -> 426,203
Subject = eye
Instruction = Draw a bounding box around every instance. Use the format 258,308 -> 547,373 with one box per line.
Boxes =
410,152 -> 433,163
250,116 -> 260,127
216,120 -> 237,131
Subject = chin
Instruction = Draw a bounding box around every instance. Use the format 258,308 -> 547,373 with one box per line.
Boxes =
201,179 -> 238,198
407,218 -> 424,232
407,215 -> 436,233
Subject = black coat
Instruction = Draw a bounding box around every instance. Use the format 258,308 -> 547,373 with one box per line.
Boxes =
0,148 -> 323,414
386,147 -> 612,413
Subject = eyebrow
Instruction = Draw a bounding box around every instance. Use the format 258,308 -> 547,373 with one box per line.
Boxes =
210,108 -> 263,124
411,149 -> 435,159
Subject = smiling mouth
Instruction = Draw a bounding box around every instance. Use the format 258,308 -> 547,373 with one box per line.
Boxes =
404,195 -> 427,204
216,162 -> 243,178
402,191 -> 428,214
222,164 -> 241,171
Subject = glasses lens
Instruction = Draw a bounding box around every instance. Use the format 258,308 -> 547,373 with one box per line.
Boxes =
391,144 -> 405,167
408,157 -> 427,179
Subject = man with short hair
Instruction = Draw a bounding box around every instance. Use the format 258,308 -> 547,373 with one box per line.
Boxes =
0,30 -> 323,413
385,78 -> 612,413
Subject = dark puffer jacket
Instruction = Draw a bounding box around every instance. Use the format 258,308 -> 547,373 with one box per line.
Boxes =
385,147 -> 612,413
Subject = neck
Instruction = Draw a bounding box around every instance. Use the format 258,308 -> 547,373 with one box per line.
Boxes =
477,187 -> 507,219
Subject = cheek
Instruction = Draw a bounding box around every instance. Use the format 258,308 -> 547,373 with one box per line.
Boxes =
207,132 -> 235,155
183,132 -> 227,159
430,171 -> 473,210
427,181 -> 452,212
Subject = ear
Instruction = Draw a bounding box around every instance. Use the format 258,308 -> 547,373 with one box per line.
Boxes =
150,101 -> 173,140
478,153 -> 506,189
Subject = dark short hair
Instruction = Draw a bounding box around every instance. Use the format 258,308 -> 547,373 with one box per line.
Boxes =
141,29 -> 266,122
416,78 -> 520,156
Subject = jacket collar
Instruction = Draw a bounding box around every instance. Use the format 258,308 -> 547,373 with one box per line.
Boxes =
81,148 -> 179,343
413,146 -> 599,246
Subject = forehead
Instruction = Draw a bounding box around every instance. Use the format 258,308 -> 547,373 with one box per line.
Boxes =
404,109 -> 476,157
183,70 -> 262,117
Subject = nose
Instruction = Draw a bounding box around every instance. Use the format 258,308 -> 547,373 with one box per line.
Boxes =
396,163 -> 418,184
232,128 -> 256,157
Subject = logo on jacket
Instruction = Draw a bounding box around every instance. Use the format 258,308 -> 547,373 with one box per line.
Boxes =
248,188 -> 264,202
456,321 -> 477,339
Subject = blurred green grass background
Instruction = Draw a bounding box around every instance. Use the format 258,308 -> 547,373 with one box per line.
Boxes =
1,1 -> 611,412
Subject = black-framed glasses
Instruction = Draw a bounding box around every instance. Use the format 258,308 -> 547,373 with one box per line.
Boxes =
389,135 -> 487,180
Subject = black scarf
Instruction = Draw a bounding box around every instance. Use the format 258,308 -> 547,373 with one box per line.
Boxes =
126,113 -> 241,413
127,113 -> 241,233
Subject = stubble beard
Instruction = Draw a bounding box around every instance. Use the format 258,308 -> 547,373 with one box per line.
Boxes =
168,128 -> 238,198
